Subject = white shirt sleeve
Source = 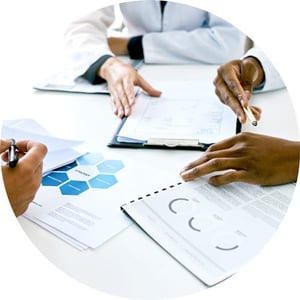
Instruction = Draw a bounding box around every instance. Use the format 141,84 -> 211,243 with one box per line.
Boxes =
63,3 -> 246,80
143,13 -> 246,65
63,6 -> 115,78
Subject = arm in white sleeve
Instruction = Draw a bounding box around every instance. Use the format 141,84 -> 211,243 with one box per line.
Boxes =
142,13 -> 246,65
63,6 -> 115,79
244,47 -> 285,92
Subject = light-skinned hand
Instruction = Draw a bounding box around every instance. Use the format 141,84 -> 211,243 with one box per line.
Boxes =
1,139 -> 47,216
99,57 -> 161,118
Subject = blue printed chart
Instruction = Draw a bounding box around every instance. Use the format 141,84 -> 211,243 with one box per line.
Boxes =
42,153 -> 124,195
24,152 -> 133,250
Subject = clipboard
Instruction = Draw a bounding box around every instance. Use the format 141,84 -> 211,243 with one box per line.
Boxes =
107,80 -> 241,151
107,116 -> 241,151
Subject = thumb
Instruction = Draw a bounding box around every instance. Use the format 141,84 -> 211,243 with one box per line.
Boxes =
0,139 -> 12,153
136,76 -> 162,97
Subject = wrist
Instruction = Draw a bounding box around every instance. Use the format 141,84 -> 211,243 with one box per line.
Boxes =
244,56 -> 265,87
99,56 -> 118,79
280,140 -> 300,183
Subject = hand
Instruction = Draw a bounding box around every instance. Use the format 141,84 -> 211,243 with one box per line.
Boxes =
180,132 -> 299,186
1,139 -> 48,217
99,57 -> 161,118
213,57 -> 265,124
108,37 -> 130,56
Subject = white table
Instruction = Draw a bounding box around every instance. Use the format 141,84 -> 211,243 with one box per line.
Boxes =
7,63 -> 299,299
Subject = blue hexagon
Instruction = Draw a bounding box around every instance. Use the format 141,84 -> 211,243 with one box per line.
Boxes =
89,174 -> 117,189
96,160 -> 124,173
54,160 -> 78,172
77,153 -> 104,165
60,180 -> 89,195
42,172 -> 69,186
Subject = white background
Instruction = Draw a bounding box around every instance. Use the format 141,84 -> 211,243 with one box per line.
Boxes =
0,0 -> 299,299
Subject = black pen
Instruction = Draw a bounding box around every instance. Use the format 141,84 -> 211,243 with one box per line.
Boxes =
8,138 -> 19,168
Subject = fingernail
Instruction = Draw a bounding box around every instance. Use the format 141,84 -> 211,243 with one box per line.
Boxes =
180,171 -> 189,181
237,93 -> 243,102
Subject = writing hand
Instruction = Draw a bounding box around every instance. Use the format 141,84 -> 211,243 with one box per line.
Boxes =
1,139 -> 47,216
213,57 -> 264,123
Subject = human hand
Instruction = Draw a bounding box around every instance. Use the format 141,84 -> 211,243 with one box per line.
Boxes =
213,57 -> 265,124
108,37 -> 130,56
180,132 -> 299,186
1,139 -> 48,216
99,57 -> 161,118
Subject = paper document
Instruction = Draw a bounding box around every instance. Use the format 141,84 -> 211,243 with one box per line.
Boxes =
23,149 -> 181,250
1,118 -> 84,174
34,75 -> 110,94
117,80 -> 238,145
121,179 -> 295,286
24,152 -> 135,249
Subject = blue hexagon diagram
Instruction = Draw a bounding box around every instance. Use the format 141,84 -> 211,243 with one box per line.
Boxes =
77,152 -> 104,166
96,160 -> 124,173
89,174 -> 118,189
60,180 -> 89,195
42,172 -> 69,186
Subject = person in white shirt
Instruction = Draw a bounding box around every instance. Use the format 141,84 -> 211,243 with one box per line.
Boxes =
64,1 -> 246,118
180,47 -> 299,186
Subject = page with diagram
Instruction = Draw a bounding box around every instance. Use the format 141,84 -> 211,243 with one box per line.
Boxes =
121,179 -> 295,286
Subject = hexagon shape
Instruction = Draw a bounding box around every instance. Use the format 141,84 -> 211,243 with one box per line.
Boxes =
77,152 -> 104,166
42,172 -> 69,186
60,180 -> 89,195
96,160 -> 124,173
89,174 -> 117,189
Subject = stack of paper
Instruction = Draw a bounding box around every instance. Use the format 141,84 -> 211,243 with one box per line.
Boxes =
24,152 -> 133,250
1,119 -> 134,250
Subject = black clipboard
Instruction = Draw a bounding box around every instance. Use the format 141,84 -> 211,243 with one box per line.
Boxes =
107,117 -> 241,151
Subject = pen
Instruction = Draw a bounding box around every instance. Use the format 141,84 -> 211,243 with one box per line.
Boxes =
8,138 -> 19,168
243,106 -> 257,126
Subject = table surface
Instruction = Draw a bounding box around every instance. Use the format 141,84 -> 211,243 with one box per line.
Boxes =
6,63 -> 299,299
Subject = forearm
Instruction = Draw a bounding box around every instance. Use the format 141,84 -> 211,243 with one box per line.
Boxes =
279,140 -> 300,183
142,20 -> 246,64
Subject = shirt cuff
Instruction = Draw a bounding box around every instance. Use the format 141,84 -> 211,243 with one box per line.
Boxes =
127,35 -> 144,59
82,55 -> 112,84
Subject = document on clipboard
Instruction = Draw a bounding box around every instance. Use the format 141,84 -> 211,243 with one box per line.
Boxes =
108,80 -> 240,150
